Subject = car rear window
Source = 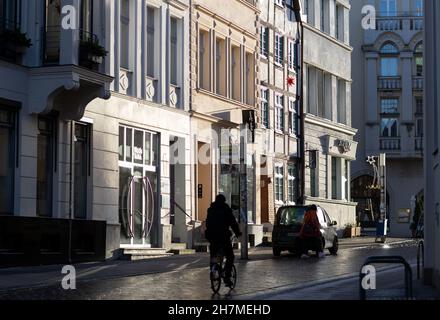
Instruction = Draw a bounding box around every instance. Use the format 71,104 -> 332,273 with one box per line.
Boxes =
278,207 -> 307,225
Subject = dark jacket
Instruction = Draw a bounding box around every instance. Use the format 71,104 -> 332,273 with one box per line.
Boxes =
205,201 -> 241,243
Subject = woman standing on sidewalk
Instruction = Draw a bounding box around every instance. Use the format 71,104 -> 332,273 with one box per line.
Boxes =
299,205 -> 325,259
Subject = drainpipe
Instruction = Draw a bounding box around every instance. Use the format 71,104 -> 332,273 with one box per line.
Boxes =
68,120 -> 74,264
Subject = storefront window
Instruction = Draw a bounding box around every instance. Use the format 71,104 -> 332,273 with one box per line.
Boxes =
37,117 -> 54,217
0,107 -> 16,215
74,122 -> 90,219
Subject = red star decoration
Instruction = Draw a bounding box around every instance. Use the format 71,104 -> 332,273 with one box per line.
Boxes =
287,76 -> 296,87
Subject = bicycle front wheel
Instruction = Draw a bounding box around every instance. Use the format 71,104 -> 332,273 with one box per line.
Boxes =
210,264 -> 222,294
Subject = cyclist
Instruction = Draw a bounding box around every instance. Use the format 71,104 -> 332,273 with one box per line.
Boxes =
205,194 -> 242,287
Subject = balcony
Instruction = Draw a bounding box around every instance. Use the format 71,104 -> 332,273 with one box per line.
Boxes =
380,138 -> 401,151
374,13 -> 424,32
0,19 -> 32,64
169,84 -> 181,109
145,76 -> 158,103
28,26 -> 113,121
413,76 -> 423,90
378,76 -> 402,90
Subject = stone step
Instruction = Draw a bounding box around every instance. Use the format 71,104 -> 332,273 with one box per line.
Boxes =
123,248 -> 169,255
169,243 -> 187,250
129,253 -> 174,260
194,242 -> 209,253
122,247 -> 173,261
169,249 -> 196,255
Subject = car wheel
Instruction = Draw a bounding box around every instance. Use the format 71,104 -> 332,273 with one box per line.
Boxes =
328,237 -> 339,255
273,247 -> 281,257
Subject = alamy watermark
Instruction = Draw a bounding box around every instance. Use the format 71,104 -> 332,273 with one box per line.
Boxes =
361,265 -> 376,291
61,265 -> 76,290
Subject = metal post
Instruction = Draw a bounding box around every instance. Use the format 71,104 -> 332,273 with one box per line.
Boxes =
240,124 -> 248,260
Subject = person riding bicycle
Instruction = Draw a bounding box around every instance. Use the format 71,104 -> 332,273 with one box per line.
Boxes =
205,194 -> 242,287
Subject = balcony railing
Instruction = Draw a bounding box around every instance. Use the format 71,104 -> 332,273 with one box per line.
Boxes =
378,76 -> 402,90
376,17 -> 402,31
380,138 -> 401,151
415,137 -> 423,151
42,26 -> 104,71
413,76 -> 423,90
372,12 -> 424,32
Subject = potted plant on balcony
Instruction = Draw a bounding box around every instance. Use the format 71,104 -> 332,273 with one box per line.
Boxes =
0,28 -> 32,62
79,39 -> 108,71
344,223 -> 356,238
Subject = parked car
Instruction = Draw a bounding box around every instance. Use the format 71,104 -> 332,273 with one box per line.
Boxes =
272,205 -> 339,257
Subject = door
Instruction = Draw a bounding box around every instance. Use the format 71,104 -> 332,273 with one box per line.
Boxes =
118,126 -> 159,247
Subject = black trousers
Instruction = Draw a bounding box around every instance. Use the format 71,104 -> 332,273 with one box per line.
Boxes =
300,237 -> 323,255
209,241 -> 234,278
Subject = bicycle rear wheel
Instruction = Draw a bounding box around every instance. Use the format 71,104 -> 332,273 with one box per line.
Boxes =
210,264 -> 222,294
230,264 -> 237,290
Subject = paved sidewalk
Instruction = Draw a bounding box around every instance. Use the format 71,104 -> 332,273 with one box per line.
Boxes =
0,237 -> 415,294
241,263 -> 440,300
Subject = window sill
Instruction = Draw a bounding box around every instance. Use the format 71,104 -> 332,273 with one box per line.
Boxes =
275,130 -> 284,135
274,62 -> 283,69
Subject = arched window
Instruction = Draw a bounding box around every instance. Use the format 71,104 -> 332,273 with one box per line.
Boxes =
380,42 -> 399,76
415,42 -> 423,77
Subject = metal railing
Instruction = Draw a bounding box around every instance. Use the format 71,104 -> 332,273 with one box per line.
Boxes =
378,76 -> 402,90
415,137 -> 423,152
372,12 -> 423,31
380,138 -> 401,151
413,77 -> 423,90
359,256 -> 413,300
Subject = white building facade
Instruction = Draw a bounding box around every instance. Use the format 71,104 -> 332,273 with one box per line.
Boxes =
0,0 -> 193,266
301,0 -> 358,232
350,0 -> 424,237
257,0 -> 301,227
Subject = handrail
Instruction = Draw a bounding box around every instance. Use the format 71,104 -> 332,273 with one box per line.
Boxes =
359,256 -> 413,300
417,240 -> 424,280
171,200 -> 193,222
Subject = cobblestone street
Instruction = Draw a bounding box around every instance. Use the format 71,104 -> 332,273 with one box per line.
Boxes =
1,239 -> 436,300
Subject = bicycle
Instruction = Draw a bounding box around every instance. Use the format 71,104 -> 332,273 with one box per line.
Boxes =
209,236 -> 238,294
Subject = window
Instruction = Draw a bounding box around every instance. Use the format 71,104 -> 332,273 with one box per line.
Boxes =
80,0 -> 93,33
309,150 -> 318,197
288,40 -> 295,71
331,157 -> 348,200
274,33 -> 284,65
381,98 -> 399,114
414,0 -> 423,16
320,0 -> 325,31
0,106 -> 16,215
316,69 -> 324,118
285,0 -> 296,21
275,164 -> 284,203
288,98 -> 298,135
74,123 -> 90,219
380,0 -> 397,16
275,94 -> 284,132
37,117 -> 54,217
261,88 -> 269,128
120,0 -> 131,69
380,43 -> 399,76
231,45 -> 241,101
337,79 -> 347,124
245,52 -> 255,105
260,26 -> 268,58
146,7 -> 155,78
380,99 -> 399,137
303,0 -> 310,23
0,0 -> 21,30
199,30 -> 210,90
381,118 -> 399,137
215,38 -> 227,96
170,17 -> 178,85
415,42 -> 423,77
288,163 -> 297,204
415,97 -> 423,137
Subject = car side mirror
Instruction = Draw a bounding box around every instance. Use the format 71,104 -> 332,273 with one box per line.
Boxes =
332,221 -> 337,226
